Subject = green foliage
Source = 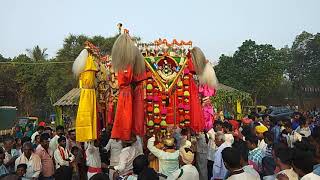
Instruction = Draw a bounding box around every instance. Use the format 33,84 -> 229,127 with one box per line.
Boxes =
288,31 -> 320,86
307,33 -> 320,85
1,30 -> 318,119
56,34 -> 118,62
26,45 -> 48,61
215,40 -> 286,104
0,54 -> 11,62
211,89 -> 252,111
0,34 -> 118,120
287,31 -> 320,108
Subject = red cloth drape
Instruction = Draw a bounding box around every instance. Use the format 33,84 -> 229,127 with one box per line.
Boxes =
111,67 -> 133,141
166,94 -> 175,124
132,72 -> 147,136
107,101 -> 114,124
96,104 -> 102,136
188,58 -> 204,132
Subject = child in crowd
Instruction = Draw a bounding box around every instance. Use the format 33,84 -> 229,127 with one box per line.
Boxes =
16,163 -> 27,179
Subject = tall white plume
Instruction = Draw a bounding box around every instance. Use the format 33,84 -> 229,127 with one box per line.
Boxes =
199,63 -> 219,88
72,49 -> 88,77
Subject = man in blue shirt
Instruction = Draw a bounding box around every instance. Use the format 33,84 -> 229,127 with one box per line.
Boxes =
271,121 -> 281,144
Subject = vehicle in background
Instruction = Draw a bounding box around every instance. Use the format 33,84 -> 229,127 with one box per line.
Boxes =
265,106 -> 294,122
18,117 -> 38,130
0,106 -> 17,135
243,105 -> 267,115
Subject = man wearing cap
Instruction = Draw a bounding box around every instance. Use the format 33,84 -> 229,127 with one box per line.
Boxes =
147,135 -> 179,177
167,141 -> 199,180
240,118 -> 253,140
255,125 -> 268,153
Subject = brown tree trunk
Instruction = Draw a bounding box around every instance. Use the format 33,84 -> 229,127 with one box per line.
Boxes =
253,94 -> 258,112
297,86 -> 304,111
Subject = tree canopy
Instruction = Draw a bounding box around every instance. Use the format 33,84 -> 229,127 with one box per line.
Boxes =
0,34 -> 117,119
26,45 -> 48,61
215,31 -> 320,108
215,40 -> 285,104
0,31 -> 319,118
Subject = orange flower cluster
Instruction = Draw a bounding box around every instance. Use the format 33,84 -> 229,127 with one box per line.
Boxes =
154,39 -> 192,47
84,41 -> 109,63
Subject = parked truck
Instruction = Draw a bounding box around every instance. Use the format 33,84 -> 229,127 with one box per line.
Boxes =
0,106 -> 17,135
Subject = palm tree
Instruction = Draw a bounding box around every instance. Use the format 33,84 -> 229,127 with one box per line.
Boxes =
26,45 -> 48,61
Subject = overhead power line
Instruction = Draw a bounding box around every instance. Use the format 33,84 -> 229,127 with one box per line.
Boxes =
0,61 -> 74,65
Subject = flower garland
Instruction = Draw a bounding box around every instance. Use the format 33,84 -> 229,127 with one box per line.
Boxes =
145,61 -> 193,133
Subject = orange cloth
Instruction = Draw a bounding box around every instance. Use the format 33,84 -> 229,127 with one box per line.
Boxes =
111,67 -> 133,141
149,158 -> 159,172
132,72 -> 147,136
188,58 -> 204,132
76,54 -> 98,142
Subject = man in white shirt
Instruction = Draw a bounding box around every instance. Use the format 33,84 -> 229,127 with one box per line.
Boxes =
167,140 -> 199,180
212,132 -> 231,180
207,128 -> 217,180
273,145 -> 299,180
49,125 -> 64,153
31,126 -> 44,144
108,135 -> 143,177
86,140 -> 102,179
15,142 -> 41,179
222,147 -> 258,180
104,138 -> 122,179
54,136 -> 74,169
147,135 -> 179,177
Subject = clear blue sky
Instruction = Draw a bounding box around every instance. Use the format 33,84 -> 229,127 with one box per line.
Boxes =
1,0 -> 319,62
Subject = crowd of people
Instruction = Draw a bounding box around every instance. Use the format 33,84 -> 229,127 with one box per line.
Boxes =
0,110 -> 320,180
